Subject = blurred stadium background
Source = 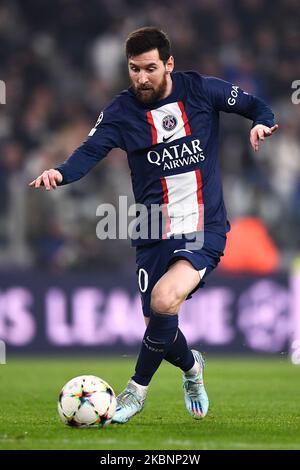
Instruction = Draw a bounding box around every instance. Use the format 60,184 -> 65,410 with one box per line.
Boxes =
0,0 -> 300,360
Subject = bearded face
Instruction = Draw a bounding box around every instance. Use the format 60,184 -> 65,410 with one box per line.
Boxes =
132,71 -> 168,105
128,49 -> 174,106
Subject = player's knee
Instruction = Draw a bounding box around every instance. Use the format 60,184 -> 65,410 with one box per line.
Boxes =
150,283 -> 183,314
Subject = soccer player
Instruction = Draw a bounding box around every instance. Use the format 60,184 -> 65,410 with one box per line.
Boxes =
29,27 -> 278,423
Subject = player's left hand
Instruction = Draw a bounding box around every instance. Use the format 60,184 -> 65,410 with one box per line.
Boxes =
250,124 -> 279,152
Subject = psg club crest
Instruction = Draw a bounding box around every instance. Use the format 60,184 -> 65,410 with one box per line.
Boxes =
162,114 -> 177,131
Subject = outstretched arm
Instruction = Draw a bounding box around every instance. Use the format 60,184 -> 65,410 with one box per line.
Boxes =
202,76 -> 278,151
29,98 -> 125,190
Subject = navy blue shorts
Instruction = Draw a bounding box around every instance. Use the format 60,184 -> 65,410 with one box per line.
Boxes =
136,231 -> 227,317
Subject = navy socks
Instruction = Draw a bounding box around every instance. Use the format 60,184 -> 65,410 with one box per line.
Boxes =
132,310 -> 178,386
164,328 -> 195,372
132,312 -> 195,386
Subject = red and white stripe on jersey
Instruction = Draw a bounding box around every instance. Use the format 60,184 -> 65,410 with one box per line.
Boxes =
160,169 -> 204,238
147,101 -> 191,145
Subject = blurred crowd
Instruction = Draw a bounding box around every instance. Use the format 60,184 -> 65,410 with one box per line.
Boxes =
0,0 -> 299,272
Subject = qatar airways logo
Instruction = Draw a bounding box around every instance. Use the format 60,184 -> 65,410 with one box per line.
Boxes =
147,139 -> 205,170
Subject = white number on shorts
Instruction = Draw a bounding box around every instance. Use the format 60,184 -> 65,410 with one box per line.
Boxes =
138,268 -> 148,293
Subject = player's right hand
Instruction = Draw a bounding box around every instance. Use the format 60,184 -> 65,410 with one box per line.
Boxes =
29,169 -> 63,190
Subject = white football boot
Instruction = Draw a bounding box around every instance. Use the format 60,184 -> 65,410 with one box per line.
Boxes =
183,350 -> 209,419
111,379 -> 147,424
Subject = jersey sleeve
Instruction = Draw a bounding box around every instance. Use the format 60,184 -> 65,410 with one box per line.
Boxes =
202,76 -> 275,128
56,98 -> 125,185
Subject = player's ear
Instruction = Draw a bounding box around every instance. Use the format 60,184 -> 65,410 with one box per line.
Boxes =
165,56 -> 174,73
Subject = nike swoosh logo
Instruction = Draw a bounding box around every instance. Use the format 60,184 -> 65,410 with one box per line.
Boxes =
199,267 -> 207,279
146,336 -> 164,345
173,249 -> 193,254
163,133 -> 176,142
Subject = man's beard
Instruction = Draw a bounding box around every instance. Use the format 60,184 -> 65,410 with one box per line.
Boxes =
133,73 -> 168,105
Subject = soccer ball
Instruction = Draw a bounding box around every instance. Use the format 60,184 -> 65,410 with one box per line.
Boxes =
58,375 -> 117,427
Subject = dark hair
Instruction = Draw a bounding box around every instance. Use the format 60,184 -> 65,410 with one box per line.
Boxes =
125,27 -> 171,63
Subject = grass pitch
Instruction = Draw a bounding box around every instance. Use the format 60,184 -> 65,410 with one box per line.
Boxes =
0,356 -> 299,450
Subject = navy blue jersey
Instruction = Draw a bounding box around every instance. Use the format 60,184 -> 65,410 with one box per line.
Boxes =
56,71 -> 274,245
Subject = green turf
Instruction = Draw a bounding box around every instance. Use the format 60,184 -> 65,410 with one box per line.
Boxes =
0,356 -> 299,450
